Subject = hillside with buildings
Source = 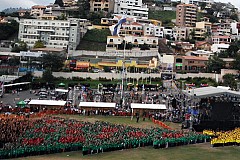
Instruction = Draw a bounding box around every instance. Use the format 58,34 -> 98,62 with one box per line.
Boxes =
0,0 -> 240,83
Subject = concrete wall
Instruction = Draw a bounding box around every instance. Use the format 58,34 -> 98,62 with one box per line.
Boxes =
34,71 -> 221,81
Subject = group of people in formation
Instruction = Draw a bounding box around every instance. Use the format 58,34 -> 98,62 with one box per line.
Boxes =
0,115 -> 210,159
204,128 -> 240,147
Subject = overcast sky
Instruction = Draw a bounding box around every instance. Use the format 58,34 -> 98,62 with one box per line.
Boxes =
0,0 -> 240,11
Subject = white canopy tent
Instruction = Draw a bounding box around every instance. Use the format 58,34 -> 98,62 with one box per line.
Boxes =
28,100 -> 66,106
55,88 -> 69,93
131,103 -> 167,116
79,102 -> 116,108
131,103 -> 167,110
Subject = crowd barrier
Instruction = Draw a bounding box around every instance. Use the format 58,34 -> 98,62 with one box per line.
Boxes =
152,118 -> 172,130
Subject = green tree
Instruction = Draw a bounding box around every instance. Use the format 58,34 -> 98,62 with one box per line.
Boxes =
57,13 -> 67,20
8,56 -> 20,66
54,0 -> 64,7
78,0 -> 90,19
233,55 -> 240,70
222,74 -> 236,89
11,41 -> 28,52
206,55 -> 226,73
33,40 -> 45,48
0,20 -> 19,40
42,68 -> 54,83
42,53 -> 65,71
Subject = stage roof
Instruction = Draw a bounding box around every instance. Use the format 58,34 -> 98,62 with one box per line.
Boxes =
28,100 -> 66,106
183,86 -> 240,98
79,102 -> 116,108
131,103 -> 167,110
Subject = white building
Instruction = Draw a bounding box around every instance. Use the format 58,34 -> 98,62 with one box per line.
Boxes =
114,0 -> 149,19
211,44 -> 230,53
106,35 -> 158,51
231,22 -> 240,35
109,19 -> 163,38
181,0 -> 214,5
18,18 -> 87,50
143,25 -> 164,37
186,50 -> 213,58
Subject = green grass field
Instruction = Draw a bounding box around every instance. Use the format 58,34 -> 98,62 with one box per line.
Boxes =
11,115 -> 240,160
14,144 -> 240,160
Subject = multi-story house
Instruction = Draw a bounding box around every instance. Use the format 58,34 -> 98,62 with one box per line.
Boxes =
194,21 -> 212,39
18,18 -> 87,50
89,0 -> 115,12
63,0 -> 78,7
174,55 -> 208,73
44,4 -> 68,17
30,5 -> 46,18
211,44 -> 230,53
173,27 -> 190,41
114,0 -> 149,19
176,3 -> 197,27
143,24 -> 164,37
212,23 -> 231,36
212,35 -> 231,44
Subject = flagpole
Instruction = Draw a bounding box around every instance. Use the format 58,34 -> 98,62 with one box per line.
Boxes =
121,29 -> 127,108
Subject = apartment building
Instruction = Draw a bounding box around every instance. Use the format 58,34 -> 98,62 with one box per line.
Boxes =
114,0 -> 149,19
89,0 -> 114,12
176,4 -> 197,27
106,35 -> 158,51
31,5 -> 46,18
18,18 -> 85,50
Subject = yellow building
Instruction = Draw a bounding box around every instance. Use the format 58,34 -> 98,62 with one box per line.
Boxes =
194,21 -> 212,39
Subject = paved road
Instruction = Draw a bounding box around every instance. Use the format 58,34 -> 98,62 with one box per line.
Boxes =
0,90 -> 39,107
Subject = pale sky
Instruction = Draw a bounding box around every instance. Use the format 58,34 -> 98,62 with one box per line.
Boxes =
0,0 -> 239,12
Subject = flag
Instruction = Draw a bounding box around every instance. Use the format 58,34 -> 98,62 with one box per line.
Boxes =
113,16 -> 127,36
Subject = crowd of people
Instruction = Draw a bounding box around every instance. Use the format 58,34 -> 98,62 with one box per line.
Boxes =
0,115 -> 210,159
204,128 -> 240,147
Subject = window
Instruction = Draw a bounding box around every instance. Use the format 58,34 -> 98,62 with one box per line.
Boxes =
176,58 -> 182,63
110,39 -> 113,42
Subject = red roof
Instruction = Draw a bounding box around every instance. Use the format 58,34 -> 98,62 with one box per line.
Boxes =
183,56 -> 208,61
32,5 -> 46,9
131,22 -> 142,26
212,35 -> 230,39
